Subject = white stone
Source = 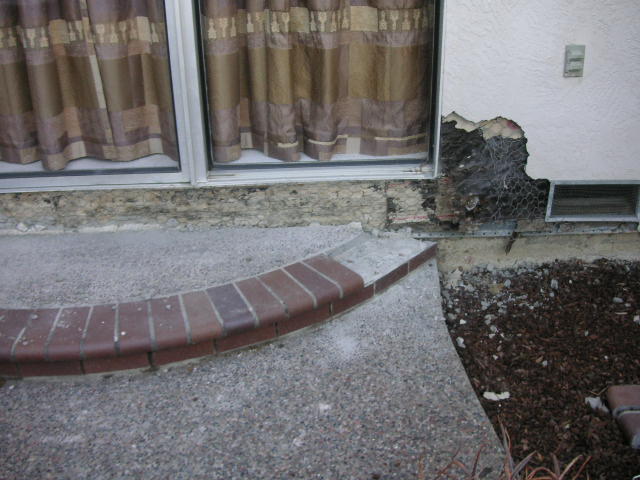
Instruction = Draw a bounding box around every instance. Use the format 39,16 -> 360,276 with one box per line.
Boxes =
483,391 -> 510,401
446,269 -> 463,288
585,397 -> 609,414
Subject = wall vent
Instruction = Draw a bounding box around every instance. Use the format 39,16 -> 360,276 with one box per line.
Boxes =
546,182 -> 640,222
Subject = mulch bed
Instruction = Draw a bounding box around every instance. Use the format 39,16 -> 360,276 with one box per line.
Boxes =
441,259 -> 640,479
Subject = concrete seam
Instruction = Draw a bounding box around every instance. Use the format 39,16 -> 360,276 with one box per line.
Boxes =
256,277 -> 290,319
178,294 -> 193,344
147,300 -> 158,352
204,289 -> 227,337
301,261 -> 345,299
232,283 -> 259,328
282,268 -> 318,309
114,304 -> 121,355
326,233 -> 371,258
44,308 -> 63,361
10,326 -> 27,363
79,306 -> 93,362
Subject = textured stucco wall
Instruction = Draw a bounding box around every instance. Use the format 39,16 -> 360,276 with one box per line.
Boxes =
442,0 -> 640,181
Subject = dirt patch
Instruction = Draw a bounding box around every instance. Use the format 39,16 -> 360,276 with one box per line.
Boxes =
441,259 -> 640,479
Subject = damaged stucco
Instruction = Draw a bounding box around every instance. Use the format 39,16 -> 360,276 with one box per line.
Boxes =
436,114 -> 549,225
442,0 -> 640,181
443,113 -> 523,141
0,117 -> 550,234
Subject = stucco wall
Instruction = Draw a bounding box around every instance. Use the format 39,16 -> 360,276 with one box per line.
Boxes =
441,0 -> 640,181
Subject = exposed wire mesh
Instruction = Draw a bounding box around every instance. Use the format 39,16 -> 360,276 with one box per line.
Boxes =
441,124 -> 550,222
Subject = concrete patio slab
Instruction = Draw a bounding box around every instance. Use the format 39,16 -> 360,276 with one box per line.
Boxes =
0,224 -> 364,309
0,226 -> 437,377
0,259 -> 503,479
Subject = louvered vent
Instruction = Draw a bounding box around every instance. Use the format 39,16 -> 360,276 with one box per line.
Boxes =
547,184 -> 640,221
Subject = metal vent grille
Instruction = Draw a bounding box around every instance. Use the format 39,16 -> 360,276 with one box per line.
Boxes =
547,183 -> 640,221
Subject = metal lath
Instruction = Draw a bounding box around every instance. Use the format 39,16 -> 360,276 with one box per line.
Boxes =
547,184 -> 640,221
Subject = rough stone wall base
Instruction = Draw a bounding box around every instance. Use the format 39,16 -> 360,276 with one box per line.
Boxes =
0,181 -> 437,234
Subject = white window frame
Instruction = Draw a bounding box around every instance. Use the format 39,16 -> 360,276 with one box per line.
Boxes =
0,0 -> 445,193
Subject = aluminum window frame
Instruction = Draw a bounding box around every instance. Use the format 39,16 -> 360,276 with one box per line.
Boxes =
203,0 -> 445,184
0,0 -> 202,193
0,0 -> 445,193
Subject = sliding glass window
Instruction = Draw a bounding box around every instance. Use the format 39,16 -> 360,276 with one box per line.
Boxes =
199,0 -> 439,170
0,0 -> 182,180
0,0 -> 441,189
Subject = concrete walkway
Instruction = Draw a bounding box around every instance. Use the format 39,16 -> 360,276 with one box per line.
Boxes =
0,226 -> 502,479
0,224 -> 363,308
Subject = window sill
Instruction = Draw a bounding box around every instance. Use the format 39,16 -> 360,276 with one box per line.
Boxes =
0,163 -> 435,193
204,163 -> 435,187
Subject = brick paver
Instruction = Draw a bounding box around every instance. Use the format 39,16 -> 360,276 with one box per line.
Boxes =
0,241 -> 436,377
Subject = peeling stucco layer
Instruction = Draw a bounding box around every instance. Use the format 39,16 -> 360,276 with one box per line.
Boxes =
443,113 -> 523,141
437,120 -> 549,224
442,0 -> 640,180
0,119 -> 549,234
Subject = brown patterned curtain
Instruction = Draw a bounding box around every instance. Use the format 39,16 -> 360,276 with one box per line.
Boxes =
202,0 -> 434,163
0,0 -> 177,171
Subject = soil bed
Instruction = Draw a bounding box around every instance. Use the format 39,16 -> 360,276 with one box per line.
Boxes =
441,259 -> 640,479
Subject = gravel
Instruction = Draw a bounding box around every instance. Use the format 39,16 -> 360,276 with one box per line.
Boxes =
442,259 -> 640,479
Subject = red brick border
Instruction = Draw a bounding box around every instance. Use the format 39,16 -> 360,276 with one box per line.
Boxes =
0,244 -> 437,378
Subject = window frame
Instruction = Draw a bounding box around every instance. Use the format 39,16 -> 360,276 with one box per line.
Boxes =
0,0 -> 445,193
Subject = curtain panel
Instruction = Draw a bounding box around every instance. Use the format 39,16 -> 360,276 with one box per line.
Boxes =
202,0 -> 435,163
0,0 -> 177,171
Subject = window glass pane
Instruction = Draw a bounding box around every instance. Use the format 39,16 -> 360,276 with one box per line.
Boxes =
200,0 -> 437,167
0,0 -> 179,176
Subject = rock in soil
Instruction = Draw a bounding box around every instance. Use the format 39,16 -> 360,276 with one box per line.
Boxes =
441,259 -> 640,480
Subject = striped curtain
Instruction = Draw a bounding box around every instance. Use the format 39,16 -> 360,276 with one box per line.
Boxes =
201,0 -> 434,163
0,0 -> 177,171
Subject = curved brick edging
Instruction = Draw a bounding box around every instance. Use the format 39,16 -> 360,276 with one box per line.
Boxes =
0,240 -> 437,378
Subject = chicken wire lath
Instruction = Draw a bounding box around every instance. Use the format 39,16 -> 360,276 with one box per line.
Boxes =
452,137 -> 548,221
